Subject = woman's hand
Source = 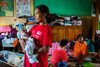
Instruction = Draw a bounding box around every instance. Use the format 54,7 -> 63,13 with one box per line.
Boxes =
38,46 -> 50,53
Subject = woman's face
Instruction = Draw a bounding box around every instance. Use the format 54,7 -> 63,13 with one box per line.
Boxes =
78,37 -> 84,43
34,8 -> 45,22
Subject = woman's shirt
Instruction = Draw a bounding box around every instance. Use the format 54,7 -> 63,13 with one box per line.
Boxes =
29,24 -> 52,48
28,24 -> 52,67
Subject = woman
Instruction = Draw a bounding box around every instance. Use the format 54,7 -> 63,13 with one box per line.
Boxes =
73,34 -> 89,64
24,5 -> 52,67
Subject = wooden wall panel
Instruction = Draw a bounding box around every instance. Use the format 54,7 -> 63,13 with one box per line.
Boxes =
81,17 -> 92,38
74,29 -> 80,40
51,28 -> 59,42
67,29 -> 74,41
51,26 -> 82,42
81,17 -> 98,41
92,17 -> 98,41
59,29 -> 66,42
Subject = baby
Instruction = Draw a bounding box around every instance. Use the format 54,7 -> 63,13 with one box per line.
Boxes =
19,30 -> 38,63
24,37 -> 38,63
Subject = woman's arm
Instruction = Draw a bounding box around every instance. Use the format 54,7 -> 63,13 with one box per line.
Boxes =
38,46 -> 50,52
35,46 -> 50,54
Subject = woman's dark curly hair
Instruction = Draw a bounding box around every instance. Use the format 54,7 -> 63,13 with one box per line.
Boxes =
36,4 -> 55,24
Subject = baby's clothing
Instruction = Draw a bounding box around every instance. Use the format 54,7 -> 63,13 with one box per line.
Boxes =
24,37 -> 38,63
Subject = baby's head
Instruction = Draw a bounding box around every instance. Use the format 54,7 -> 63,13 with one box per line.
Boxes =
21,33 -> 29,40
28,37 -> 34,42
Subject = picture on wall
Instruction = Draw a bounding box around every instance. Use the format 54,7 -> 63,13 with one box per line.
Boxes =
16,0 -> 31,17
0,0 -> 14,16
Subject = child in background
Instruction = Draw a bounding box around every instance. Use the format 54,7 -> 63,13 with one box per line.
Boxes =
85,38 -> 95,52
50,39 -> 68,67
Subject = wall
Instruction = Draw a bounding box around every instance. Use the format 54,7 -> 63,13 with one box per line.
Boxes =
34,0 -> 92,16
0,0 -> 93,26
0,0 -> 34,26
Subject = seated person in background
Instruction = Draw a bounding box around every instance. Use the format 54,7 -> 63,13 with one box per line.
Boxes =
85,38 -> 95,53
73,34 -> 89,64
85,38 -> 97,59
50,39 -> 68,67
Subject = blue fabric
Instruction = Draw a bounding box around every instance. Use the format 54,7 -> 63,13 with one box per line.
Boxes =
0,57 -> 7,62
0,36 -> 5,39
27,17 -> 35,22
16,24 -> 24,31
86,39 -> 95,52
58,62 -> 67,67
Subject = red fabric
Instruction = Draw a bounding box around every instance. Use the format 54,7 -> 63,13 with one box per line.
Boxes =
24,25 -> 52,67
24,54 -> 37,67
50,47 -> 68,67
